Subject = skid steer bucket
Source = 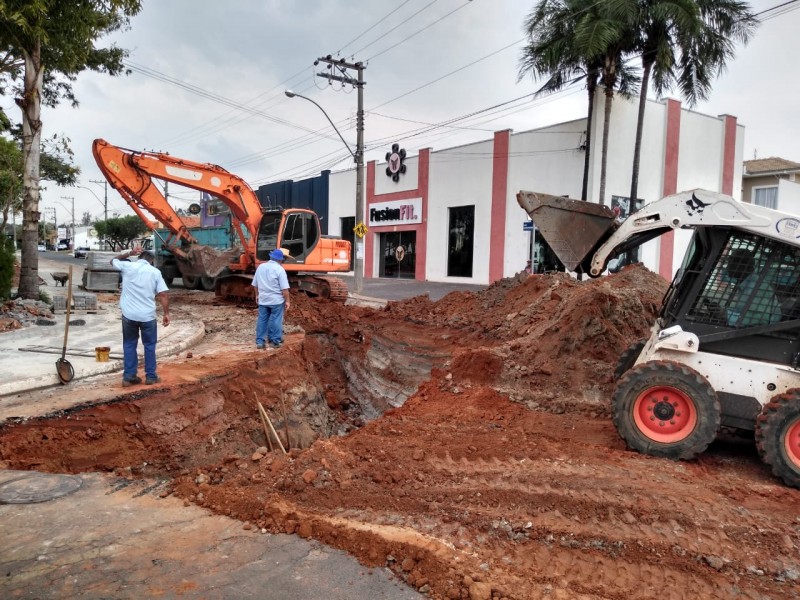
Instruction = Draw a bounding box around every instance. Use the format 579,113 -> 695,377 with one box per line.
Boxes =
517,191 -> 617,272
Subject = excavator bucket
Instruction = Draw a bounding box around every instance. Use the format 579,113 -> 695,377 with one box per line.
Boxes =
516,191 -> 617,272
176,245 -> 240,278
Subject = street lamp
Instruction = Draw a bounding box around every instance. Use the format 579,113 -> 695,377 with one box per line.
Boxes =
79,184 -> 109,249
285,89 -> 364,293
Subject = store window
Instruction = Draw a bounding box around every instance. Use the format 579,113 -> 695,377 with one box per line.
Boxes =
447,205 -> 474,277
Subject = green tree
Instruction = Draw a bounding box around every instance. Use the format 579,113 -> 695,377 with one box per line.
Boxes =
0,136 -> 23,235
94,215 -> 148,251
80,211 -> 92,226
0,236 -> 14,299
0,0 -> 142,300
628,0 -> 756,206
0,132 -> 79,242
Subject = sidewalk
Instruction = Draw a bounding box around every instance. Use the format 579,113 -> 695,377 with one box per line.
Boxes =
1,255 -> 203,398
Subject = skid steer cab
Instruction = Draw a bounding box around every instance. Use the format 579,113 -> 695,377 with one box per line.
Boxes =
518,189 -> 800,489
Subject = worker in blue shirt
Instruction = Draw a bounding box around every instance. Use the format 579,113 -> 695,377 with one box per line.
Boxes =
252,248 -> 291,349
111,247 -> 170,386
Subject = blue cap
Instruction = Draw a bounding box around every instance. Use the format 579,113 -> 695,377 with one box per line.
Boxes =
269,249 -> 285,261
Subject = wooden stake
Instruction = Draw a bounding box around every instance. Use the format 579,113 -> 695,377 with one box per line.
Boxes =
253,393 -> 273,452
259,401 -> 286,455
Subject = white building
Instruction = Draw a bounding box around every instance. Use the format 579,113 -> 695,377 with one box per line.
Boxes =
325,93 -> 743,285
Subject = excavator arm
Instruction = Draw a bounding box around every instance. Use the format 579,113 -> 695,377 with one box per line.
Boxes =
517,189 -> 786,277
93,139 -> 265,276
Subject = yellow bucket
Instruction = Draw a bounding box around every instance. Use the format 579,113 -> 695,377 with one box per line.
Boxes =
95,346 -> 111,362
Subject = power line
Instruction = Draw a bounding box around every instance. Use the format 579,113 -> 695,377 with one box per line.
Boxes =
353,0 -> 442,57
336,0 -> 416,55
365,1 -> 472,62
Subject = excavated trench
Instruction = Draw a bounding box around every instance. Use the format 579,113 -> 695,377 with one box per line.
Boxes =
0,330 -> 450,477
5,270 -> 800,599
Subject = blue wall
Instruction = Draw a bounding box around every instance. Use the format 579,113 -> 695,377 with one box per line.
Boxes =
256,170 -> 331,234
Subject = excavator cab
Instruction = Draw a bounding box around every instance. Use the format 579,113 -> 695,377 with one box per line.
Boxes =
256,209 -> 320,265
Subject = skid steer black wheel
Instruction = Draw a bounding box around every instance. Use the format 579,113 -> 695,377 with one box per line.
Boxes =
612,360 -> 721,460
200,276 -> 216,291
613,339 -> 647,381
755,390 -> 800,489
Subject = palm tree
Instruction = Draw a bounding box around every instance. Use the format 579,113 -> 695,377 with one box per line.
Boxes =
628,0 -> 757,206
575,0 -> 639,204
519,1 -> 601,201
520,0 -> 639,204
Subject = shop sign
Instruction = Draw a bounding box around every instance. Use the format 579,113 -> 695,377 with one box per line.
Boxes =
368,198 -> 422,226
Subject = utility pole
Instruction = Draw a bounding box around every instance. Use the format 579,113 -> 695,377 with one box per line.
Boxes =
90,179 -> 108,223
61,196 -> 75,245
315,55 -> 366,293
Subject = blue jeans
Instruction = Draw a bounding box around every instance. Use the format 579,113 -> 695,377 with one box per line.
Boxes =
256,302 -> 285,346
122,316 -> 158,380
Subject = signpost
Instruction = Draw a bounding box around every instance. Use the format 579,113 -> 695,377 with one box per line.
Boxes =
524,221 -> 536,273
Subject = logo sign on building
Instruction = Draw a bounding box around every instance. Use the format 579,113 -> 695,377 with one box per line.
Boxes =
368,198 -> 422,227
385,143 -> 407,182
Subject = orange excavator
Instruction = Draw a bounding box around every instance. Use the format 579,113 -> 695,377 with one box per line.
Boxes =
92,139 -> 352,301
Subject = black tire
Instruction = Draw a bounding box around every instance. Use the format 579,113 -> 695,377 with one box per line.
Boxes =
200,276 -> 216,291
182,274 -> 202,290
612,360 -> 721,460
613,339 -> 647,381
162,277 -> 174,288
755,391 -> 800,489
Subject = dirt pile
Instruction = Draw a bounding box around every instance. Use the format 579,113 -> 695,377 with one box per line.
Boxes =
380,264 -> 668,410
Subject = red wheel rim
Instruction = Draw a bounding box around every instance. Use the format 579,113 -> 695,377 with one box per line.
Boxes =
632,385 -> 698,443
783,418 -> 800,469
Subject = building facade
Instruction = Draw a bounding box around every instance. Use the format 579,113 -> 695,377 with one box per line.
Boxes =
318,93 -> 744,284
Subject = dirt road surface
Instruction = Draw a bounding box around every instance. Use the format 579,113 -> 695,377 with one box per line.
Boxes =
2,265 -> 799,599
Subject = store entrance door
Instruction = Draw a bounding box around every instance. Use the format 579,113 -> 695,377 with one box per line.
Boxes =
379,231 -> 416,279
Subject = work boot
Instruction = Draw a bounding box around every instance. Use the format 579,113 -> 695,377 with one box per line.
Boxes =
122,376 -> 142,387
256,344 -> 265,350
145,375 -> 161,385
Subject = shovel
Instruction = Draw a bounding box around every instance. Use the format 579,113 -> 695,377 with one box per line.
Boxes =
56,265 -> 75,384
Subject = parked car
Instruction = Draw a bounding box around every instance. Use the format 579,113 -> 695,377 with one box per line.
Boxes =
37,242 -> 46,252
73,246 -> 90,259
57,239 -> 70,251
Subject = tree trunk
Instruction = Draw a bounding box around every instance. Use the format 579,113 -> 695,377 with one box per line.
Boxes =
598,84 -> 614,205
17,42 -> 43,300
582,76 -> 596,201
629,60 -> 652,208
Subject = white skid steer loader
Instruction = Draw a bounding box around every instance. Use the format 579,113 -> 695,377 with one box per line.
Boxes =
518,189 -> 800,488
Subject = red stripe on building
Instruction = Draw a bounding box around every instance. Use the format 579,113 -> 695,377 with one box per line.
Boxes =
489,130 -> 510,282
720,115 -> 737,196
659,99 -> 681,280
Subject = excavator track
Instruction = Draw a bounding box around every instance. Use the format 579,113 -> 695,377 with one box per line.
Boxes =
293,275 -> 350,303
215,274 -> 349,305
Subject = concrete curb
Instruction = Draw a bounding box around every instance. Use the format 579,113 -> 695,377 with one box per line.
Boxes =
0,321 -> 206,397
346,294 -> 388,309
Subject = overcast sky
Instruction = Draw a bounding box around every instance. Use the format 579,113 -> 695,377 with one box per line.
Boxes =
6,0 -> 797,224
